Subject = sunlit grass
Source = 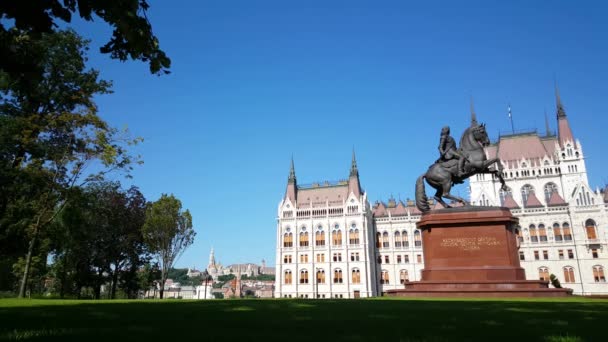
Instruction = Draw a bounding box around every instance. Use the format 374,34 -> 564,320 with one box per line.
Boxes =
1,297 -> 607,341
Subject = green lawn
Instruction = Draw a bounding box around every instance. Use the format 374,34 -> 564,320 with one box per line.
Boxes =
1,297 -> 607,341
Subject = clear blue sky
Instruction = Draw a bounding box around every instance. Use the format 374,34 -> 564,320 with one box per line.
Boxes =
72,0 -> 608,268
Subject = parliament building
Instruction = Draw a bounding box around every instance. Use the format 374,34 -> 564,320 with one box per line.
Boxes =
275,92 -> 607,298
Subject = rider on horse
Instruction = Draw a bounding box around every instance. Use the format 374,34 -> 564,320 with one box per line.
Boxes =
437,126 -> 467,178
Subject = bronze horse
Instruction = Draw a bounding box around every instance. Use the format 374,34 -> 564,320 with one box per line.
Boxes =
415,123 -> 507,212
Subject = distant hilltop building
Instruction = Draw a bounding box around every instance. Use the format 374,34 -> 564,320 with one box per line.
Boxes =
275,88 -> 607,298
206,247 -> 275,281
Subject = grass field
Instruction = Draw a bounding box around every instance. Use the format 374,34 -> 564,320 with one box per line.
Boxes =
1,297 -> 607,341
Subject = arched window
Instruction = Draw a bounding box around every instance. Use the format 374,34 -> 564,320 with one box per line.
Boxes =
538,224 -> 547,243
381,270 -> 390,284
562,222 -> 572,241
538,267 -> 550,281
515,226 -> 523,243
394,231 -> 402,248
400,270 -> 409,284
333,269 -> 343,283
283,232 -> 293,247
382,232 -> 389,248
284,270 -> 292,284
499,186 -> 512,206
376,232 -> 381,248
521,184 -> 535,206
300,269 -> 309,284
563,267 -> 575,283
315,230 -> 325,246
544,183 -> 558,203
553,223 -> 562,242
529,224 -> 538,243
299,231 -> 309,247
349,227 -> 360,245
402,230 -> 409,248
414,230 -> 422,247
585,219 -> 598,240
316,269 -> 325,284
352,268 -> 361,284
332,228 -> 342,246
593,266 -> 606,282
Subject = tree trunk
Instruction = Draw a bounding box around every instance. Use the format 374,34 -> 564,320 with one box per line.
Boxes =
110,264 -> 119,299
18,227 -> 38,298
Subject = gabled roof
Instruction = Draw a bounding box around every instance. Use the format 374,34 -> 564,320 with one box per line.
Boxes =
524,192 -> 543,208
547,191 -> 567,207
502,194 -> 520,209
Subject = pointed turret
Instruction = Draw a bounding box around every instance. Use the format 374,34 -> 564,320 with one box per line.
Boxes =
470,96 -> 478,126
208,247 -> 216,268
348,149 -> 362,197
554,83 -> 575,147
285,157 -> 297,202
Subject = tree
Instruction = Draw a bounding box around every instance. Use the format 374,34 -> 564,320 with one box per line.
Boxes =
142,194 -> 195,299
0,0 -> 171,75
0,30 -> 141,297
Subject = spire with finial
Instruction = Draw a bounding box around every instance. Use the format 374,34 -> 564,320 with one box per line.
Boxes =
288,156 -> 296,184
350,148 -> 359,177
285,156 -> 297,201
554,82 -> 575,147
348,148 -> 362,197
555,81 -> 567,118
470,95 -> 478,126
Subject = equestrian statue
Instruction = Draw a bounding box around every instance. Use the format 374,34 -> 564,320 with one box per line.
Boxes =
415,112 -> 507,213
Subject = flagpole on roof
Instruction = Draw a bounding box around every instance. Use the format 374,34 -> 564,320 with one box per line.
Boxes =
508,103 -> 515,134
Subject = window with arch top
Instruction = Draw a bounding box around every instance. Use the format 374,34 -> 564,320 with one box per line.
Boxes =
299,269 -> 309,284
563,266 -> 575,283
585,219 -> 598,240
499,186 -> 512,206
352,268 -> 361,284
538,267 -> 550,281
332,227 -> 342,246
284,270 -> 292,284
348,226 -> 360,245
593,266 -> 606,282
521,184 -> 534,206
544,182 -> 558,203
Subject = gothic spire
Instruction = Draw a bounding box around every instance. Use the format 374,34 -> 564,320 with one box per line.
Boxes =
555,82 -> 567,118
470,95 -> 478,126
350,148 -> 359,177
288,156 -> 296,184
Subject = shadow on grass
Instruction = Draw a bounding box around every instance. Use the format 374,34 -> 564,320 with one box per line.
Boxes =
0,298 -> 607,341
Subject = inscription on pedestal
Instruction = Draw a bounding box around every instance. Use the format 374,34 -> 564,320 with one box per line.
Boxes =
440,237 -> 502,251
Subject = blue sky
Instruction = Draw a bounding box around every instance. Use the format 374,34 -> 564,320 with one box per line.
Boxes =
71,1 -> 608,268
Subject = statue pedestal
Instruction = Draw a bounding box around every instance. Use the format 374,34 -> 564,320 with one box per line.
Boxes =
386,207 -> 572,297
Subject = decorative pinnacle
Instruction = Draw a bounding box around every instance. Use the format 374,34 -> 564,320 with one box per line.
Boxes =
288,156 -> 296,183
350,148 -> 358,177
555,81 -> 566,118
470,95 -> 478,126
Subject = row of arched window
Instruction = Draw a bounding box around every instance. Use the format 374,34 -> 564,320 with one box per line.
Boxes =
519,219 -> 598,243
283,268 -> 363,285
499,182 -> 561,206
283,224 -> 360,247
380,270 -> 410,285
538,265 -> 605,283
376,230 -> 421,249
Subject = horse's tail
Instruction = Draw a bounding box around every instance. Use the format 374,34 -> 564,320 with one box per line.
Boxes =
415,174 -> 430,213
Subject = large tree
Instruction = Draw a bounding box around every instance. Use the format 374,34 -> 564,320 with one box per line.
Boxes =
0,0 -> 171,76
0,30 -> 141,297
142,194 -> 195,299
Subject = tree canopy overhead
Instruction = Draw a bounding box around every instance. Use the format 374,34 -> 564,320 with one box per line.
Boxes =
1,0 -> 171,75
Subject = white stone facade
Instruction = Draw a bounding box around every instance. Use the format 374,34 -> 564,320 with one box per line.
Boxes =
276,96 -> 607,296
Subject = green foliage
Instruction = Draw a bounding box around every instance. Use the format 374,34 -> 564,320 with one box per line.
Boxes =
550,274 -> 563,288
142,194 -> 195,298
242,274 -> 275,281
217,274 -> 235,282
0,29 -> 143,297
0,0 -> 170,75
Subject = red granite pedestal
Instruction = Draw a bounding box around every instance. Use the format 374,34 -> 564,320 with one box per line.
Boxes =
386,207 -> 572,298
